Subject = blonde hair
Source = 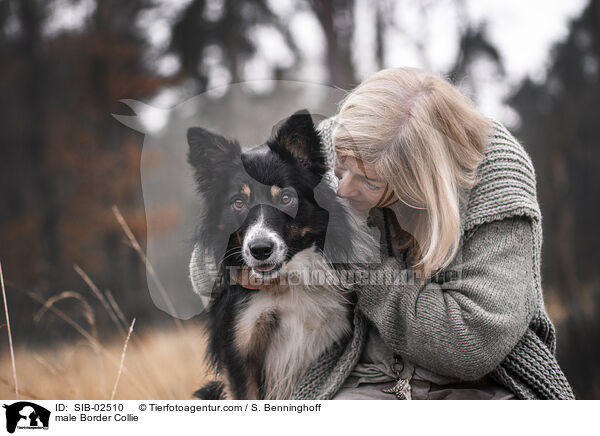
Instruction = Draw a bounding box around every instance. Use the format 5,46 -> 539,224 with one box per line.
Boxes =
333,67 -> 492,280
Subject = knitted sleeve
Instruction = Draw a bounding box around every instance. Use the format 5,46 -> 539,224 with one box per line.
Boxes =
357,216 -> 538,381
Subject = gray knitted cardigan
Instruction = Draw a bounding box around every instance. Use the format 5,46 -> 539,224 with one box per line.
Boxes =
289,118 -> 575,400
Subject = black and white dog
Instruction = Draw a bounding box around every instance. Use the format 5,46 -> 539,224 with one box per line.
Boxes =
188,110 -> 375,400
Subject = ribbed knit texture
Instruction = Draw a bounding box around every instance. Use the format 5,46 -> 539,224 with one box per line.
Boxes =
357,216 -> 536,380
290,117 -> 575,400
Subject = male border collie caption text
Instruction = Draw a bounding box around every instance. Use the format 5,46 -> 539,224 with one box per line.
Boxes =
52,401 -> 323,424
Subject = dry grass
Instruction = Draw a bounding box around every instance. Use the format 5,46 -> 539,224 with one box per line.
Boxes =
0,322 -> 214,400
1,260 -> 19,399
0,205 -> 215,400
111,318 -> 136,400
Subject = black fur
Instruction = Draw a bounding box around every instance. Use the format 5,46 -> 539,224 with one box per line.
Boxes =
188,110 -> 357,399
193,381 -> 225,400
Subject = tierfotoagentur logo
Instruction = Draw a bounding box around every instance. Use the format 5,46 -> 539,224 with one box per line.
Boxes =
3,402 -> 50,433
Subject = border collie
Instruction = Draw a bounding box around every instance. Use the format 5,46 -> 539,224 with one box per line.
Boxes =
188,110 -> 375,400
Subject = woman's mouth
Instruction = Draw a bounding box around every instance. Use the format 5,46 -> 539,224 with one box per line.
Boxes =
348,199 -> 370,209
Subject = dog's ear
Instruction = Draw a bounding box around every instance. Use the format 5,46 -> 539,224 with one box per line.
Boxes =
269,109 -> 327,177
187,127 -> 241,190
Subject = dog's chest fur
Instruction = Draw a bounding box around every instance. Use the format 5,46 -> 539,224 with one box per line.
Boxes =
233,247 -> 351,399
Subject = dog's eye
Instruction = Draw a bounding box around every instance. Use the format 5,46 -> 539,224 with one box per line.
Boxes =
232,198 -> 245,209
281,194 -> 292,205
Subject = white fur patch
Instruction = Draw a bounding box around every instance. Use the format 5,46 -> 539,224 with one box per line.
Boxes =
234,246 -> 352,399
242,210 -> 287,268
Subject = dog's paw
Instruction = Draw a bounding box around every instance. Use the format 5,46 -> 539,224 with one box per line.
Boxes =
193,381 -> 226,400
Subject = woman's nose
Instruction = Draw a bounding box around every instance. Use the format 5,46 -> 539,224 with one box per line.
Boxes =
336,173 -> 358,198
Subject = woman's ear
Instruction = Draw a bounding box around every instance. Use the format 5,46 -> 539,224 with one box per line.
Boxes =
268,109 -> 327,177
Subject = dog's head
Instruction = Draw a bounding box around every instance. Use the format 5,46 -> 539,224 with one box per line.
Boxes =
188,110 -> 341,283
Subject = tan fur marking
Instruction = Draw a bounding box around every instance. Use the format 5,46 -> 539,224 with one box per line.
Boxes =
289,224 -> 312,238
221,372 -> 236,400
270,185 -> 281,199
241,184 -> 251,198
245,310 -> 279,399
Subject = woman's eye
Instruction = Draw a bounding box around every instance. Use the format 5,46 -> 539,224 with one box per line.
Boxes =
233,199 -> 245,209
334,156 -> 344,174
333,164 -> 344,180
365,180 -> 382,191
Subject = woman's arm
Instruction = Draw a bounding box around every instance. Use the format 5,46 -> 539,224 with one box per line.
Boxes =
357,216 -> 538,381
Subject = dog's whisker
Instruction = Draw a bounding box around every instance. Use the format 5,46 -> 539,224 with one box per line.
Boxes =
220,250 -> 242,262
217,250 -> 243,268
222,246 -> 242,256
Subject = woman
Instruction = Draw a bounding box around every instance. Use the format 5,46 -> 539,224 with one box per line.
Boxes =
292,67 -> 574,400
189,67 -> 574,400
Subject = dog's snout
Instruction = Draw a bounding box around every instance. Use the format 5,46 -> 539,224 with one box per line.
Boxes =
249,239 -> 274,260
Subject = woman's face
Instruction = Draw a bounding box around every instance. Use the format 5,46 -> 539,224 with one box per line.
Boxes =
333,154 -> 391,211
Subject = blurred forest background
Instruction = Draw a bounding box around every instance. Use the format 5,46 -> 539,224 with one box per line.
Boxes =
0,0 -> 599,399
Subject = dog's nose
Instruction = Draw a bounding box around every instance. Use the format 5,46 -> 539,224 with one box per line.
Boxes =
249,239 -> 274,260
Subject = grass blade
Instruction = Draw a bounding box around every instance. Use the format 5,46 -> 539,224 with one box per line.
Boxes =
111,318 -> 136,400
74,264 -> 126,337
1,260 -> 19,399
112,205 -> 184,333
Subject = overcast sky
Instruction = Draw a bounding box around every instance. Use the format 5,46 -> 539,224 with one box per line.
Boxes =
44,0 -> 588,127
260,0 -> 588,126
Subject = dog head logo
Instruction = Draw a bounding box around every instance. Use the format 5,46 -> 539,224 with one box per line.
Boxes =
3,402 -> 50,434
113,81 -> 382,319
